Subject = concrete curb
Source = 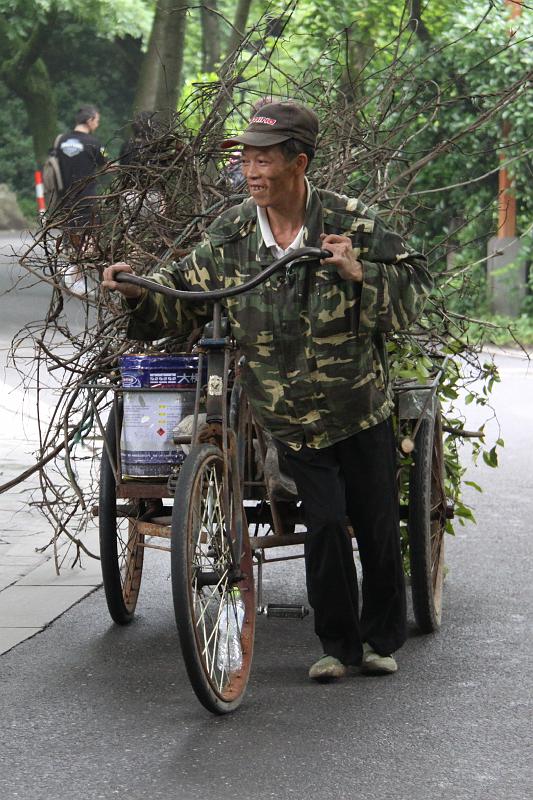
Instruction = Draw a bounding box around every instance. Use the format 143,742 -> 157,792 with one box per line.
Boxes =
0,381 -> 102,656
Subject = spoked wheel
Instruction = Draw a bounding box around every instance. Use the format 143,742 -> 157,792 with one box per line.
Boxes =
171,444 -> 255,714
408,407 -> 447,633
99,402 -> 144,624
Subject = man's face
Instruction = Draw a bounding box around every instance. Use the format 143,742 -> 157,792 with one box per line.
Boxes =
88,112 -> 100,132
241,145 -> 303,209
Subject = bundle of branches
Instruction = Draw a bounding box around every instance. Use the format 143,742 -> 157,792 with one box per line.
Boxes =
4,4 -> 531,566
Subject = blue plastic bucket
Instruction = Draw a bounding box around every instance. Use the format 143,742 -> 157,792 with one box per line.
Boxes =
119,354 -> 204,478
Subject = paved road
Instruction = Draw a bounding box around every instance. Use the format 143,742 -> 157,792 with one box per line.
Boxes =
0,233 -> 101,649
0,233 -> 531,800
0,230 -> 59,343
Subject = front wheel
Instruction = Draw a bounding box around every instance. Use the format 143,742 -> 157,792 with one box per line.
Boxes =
408,408 -> 447,633
171,444 -> 255,714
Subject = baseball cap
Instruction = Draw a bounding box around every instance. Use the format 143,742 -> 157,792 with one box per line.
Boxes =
221,101 -> 319,150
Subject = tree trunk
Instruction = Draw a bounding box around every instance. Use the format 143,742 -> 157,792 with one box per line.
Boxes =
0,18 -> 58,166
339,23 -> 373,106
408,0 -> 431,43
115,35 -> 144,84
14,61 -> 58,166
409,0 -> 476,114
201,1 -> 221,73
225,0 -> 253,63
154,1 -> 189,117
133,0 -> 189,118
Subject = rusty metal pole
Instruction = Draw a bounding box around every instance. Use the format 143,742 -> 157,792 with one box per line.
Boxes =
498,0 -> 522,238
487,0 -> 525,316
498,119 -> 516,238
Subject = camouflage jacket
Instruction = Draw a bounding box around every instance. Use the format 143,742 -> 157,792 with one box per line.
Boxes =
127,184 -> 433,449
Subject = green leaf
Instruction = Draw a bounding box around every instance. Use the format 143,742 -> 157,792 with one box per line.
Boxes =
482,447 -> 498,468
455,503 -> 476,523
464,480 -> 483,493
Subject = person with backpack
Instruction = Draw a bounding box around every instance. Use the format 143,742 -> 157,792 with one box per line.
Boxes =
56,104 -> 106,223
45,105 -> 107,294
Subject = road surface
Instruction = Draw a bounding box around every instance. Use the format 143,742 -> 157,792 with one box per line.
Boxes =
0,232 -> 531,800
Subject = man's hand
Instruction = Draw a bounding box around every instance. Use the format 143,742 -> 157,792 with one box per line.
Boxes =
320,233 -> 363,283
102,262 -> 143,300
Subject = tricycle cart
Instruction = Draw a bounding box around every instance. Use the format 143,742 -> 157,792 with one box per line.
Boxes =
89,247 -> 452,714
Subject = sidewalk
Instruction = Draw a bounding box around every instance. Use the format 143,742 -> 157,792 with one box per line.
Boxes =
0,380 -> 102,655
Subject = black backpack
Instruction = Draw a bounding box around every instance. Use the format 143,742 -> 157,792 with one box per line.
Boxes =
42,134 -> 64,212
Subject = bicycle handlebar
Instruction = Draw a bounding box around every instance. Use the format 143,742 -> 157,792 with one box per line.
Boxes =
115,246 -> 333,302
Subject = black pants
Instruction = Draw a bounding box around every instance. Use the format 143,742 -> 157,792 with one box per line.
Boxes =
276,418 -> 407,665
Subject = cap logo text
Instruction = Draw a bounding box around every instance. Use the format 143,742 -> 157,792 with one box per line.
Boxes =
251,116 -> 277,126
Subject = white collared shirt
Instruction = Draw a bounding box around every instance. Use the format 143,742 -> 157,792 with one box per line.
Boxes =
257,177 -> 310,258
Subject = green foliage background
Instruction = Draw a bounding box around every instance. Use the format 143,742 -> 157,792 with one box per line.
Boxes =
1,0 -> 532,324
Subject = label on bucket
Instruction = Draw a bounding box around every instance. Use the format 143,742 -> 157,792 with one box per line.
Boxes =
120,391 -> 196,478
119,355 -> 203,479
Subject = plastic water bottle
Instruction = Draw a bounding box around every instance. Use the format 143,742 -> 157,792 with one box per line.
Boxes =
216,588 -> 245,673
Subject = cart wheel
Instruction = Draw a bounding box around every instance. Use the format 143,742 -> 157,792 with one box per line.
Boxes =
408,408 -> 447,633
99,402 -> 144,624
171,444 -> 255,714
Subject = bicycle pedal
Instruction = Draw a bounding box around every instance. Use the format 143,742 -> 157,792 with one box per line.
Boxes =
260,604 -> 309,619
